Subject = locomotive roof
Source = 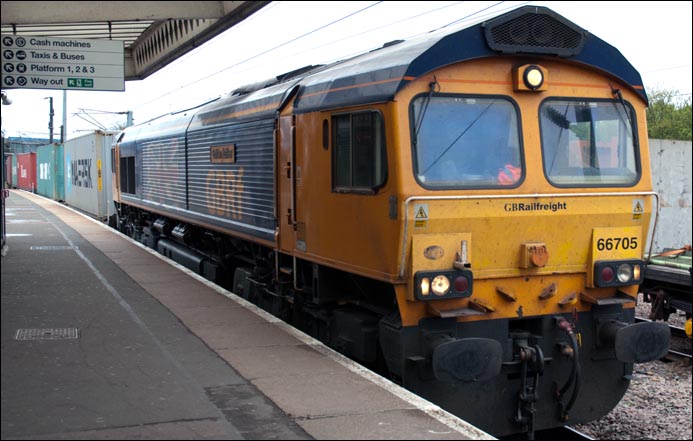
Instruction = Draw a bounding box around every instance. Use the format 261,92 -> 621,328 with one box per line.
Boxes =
132,5 -> 647,136
293,5 -> 648,111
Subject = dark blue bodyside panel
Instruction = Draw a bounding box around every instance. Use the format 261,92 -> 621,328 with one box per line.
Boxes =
187,118 -> 275,241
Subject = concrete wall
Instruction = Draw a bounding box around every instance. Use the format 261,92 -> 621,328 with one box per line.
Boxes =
648,139 -> 692,253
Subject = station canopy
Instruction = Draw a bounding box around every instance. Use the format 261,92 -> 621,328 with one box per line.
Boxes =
1,1 -> 270,81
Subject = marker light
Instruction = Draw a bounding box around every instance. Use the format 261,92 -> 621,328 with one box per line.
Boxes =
454,275 -> 470,292
523,65 -> 544,90
601,266 -> 615,283
421,277 -> 430,296
633,264 -> 641,281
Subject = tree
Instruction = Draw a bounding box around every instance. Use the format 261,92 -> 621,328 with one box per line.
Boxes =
646,89 -> 692,141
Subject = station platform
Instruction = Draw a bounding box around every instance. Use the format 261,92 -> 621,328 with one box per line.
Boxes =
1,190 -> 494,440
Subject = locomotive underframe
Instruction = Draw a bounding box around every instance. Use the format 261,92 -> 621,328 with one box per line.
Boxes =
115,200 -> 651,437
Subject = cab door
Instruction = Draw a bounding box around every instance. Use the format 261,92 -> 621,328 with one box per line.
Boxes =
278,114 -> 301,253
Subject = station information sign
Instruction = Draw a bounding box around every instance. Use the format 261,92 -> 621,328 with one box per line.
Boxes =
1,35 -> 124,91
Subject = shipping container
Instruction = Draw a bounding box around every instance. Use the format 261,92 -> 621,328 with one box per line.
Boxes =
16,152 -> 37,192
3,153 -> 13,189
36,144 -> 65,201
11,154 -> 17,188
63,131 -> 115,220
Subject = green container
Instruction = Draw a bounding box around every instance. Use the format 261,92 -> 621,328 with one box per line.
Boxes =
36,144 -> 65,201
11,155 -> 17,188
650,249 -> 692,270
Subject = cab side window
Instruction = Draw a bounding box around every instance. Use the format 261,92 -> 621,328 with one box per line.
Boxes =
332,111 -> 387,193
120,156 -> 136,194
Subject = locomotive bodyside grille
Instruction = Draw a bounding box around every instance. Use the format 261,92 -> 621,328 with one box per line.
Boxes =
141,135 -> 187,208
187,118 -> 275,234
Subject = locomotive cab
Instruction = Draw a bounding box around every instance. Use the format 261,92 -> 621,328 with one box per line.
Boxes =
369,10 -> 670,436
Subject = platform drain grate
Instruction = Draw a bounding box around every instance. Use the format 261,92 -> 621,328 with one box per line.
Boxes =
14,328 -> 80,340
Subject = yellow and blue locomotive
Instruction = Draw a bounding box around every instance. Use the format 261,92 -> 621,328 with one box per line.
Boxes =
112,6 -> 670,437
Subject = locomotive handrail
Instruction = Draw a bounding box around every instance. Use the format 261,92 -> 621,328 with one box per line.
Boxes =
290,125 -> 297,228
399,191 -> 660,279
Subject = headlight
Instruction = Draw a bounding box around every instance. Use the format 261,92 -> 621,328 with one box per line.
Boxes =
523,65 -> 544,90
594,260 -> 644,287
431,275 -> 451,296
617,264 -> 633,283
414,270 -> 473,301
513,64 -> 548,92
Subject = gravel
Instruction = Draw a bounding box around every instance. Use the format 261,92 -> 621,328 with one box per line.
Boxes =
573,294 -> 692,440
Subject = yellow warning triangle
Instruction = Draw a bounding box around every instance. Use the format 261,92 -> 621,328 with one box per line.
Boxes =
634,202 -> 643,213
415,206 -> 427,219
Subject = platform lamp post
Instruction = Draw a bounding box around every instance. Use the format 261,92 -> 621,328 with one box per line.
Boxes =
1,90 -> 12,255
44,96 -> 54,144
61,90 -> 67,143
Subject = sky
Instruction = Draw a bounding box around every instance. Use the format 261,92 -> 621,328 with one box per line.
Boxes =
1,0 -> 691,141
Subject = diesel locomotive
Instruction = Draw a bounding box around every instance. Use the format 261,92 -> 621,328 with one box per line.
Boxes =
111,6 -> 670,437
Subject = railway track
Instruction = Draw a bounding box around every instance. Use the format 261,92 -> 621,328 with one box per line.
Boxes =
663,348 -> 692,366
501,425 -> 595,440
635,317 -> 692,365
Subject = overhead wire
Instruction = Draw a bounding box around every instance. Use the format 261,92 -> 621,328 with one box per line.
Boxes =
294,1 -> 466,56
127,1 -> 516,117
129,1 -> 384,112
317,1 -> 532,65
73,111 -> 108,131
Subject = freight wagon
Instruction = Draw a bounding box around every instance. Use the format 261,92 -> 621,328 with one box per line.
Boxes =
63,131 -> 116,221
4,153 -> 13,189
10,154 -> 17,189
15,152 -> 36,193
36,143 -> 65,201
